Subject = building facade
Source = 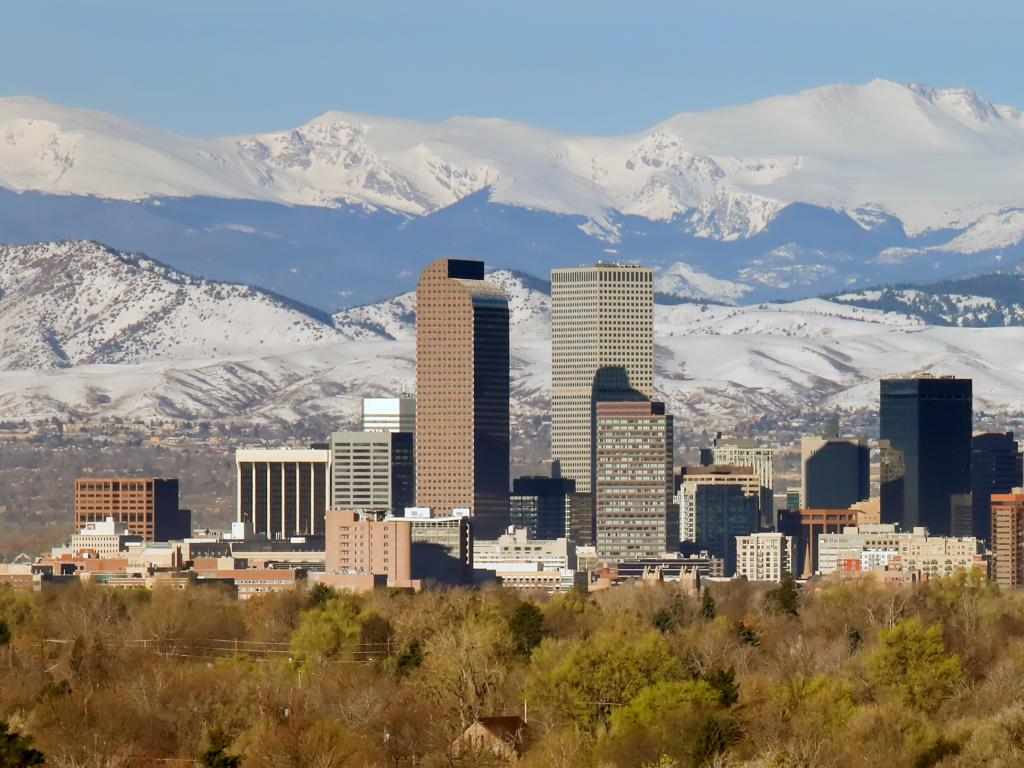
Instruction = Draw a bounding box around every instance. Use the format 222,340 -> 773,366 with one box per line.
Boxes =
509,475 -> 576,540
972,432 -> 1023,543
991,490 -> 1024,588
330,431 -> 414,514
362,396 -> 416,433
676,466 -> 761,544
693,484 -> 759,576
550,263 -> 654,496
415,259 -> 510,538
818,524 -> 985,579
700,436 -> 775,527
74,478 -> 189,543
880,376 -> 972,536
800,434 -> 870,511
736,533 -> 794,582
235,448 -> 331,538
778,508 -> 859,578
595,401 -> 675,560
323,509 -> 417,589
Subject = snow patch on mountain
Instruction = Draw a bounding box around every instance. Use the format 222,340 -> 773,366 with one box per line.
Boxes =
654,262 -> 752,304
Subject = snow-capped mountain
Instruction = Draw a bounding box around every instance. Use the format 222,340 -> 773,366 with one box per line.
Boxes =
3,241 -> 1024,438
5,81 -> 1024,236
5,81 -> 1024,311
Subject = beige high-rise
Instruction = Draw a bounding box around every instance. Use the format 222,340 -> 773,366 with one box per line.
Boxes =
551,263 -> 653,494
415,259 -> 510,539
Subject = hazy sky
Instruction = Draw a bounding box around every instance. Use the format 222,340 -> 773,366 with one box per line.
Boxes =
2,0 -> 1019,136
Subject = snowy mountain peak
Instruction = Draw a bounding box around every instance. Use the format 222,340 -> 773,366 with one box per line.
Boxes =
5,81 -> 1024,238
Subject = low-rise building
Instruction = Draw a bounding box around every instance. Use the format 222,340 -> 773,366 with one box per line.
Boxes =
736,532 -> 794,582
473,527 -> 579,592
820,524 -> 986,580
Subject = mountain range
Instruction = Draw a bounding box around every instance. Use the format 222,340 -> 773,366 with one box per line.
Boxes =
3,242 -> 1024,443
4,81 -> 1024,310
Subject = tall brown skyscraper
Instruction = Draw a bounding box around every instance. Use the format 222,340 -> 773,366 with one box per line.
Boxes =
415,259 -> 510,538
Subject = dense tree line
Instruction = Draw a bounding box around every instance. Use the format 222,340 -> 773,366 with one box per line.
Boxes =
1,572 -> 1024,767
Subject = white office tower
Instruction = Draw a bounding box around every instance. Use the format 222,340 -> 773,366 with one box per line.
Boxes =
736,532 -> 794,582
550,263 -> 654,494
362,396 -> 416,434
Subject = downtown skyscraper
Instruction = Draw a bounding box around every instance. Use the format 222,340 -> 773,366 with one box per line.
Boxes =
880,376 -> 972,537
415,259 -> 510,539
550,263 -> 654,495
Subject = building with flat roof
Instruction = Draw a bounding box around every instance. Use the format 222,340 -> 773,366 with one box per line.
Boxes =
595,401 -> 675,560
550,263 -> 653,497
701,435 -> 775,527
362,396 -> 416,433
236,448 -> 331,538
676,466 -> 761,544
778,508 -> 859,578
736,533 -> 794,583
991,490 -> 1024,588
415,259 -> 510,538
818,524 -> 985,579
800,433 -> 869,511
880,376 -> 972,537
331,431 -> 414,515
74,478 -> 189,543
509,476 -> 576,540
693,484 -> 759,576
972,432 -> 1023,543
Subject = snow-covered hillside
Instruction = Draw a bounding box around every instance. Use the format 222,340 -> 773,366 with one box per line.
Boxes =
5,81 -> 1024,240
2,241 -> 1024,434
0,241 -> 346,369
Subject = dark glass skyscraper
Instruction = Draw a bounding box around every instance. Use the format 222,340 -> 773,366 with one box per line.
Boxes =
879,377 -> 972,536
971,432 -> 1023,544
693,483 -> 759,576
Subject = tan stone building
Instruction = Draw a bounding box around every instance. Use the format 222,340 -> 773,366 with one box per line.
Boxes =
415,259 -> 510,538
991,490 -> 1024,587
595,401 -> 675,560
550,263 -> 653,496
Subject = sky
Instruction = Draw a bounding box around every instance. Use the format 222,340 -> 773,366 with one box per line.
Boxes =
1,0 -> 1020,137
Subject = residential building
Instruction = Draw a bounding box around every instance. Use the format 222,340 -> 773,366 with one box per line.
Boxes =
74,478 -> 189,543
700,435 -> 775,527
991,490 -> 1024,587
550,263 -> 654,496
778,508 -> 859,578
676,465 -> 761,544
235,448 -> 331,538
736,533 -> 794,582
972,432 -> 1023,543
415,259 -> 510,538
800,433 -> 869,511
880,376 -> 972,536
509,475 -> 576,540
693,484 -> 759,576
362,395 -> 416,433
595,401 -> 676,560
330,431 -> 414,514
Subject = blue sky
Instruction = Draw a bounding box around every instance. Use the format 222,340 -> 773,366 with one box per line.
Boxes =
1,0 -> 1019,136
